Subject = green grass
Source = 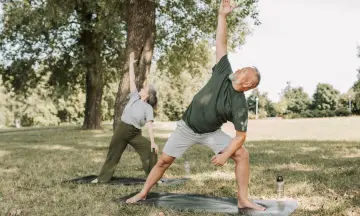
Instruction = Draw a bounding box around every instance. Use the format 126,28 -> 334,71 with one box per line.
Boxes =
0,125 -> 359,216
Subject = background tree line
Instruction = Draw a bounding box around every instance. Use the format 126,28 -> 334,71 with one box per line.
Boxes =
247,80 -> 360,120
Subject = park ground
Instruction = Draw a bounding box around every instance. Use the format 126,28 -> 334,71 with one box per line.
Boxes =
1,117 -> 360,215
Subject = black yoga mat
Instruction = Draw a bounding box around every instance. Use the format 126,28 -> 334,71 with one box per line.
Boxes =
117,192 -> 298,216
63,175 -> 190,186
63,175 -> 145,185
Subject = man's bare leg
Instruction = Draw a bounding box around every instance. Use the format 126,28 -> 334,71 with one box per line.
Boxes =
231,147 -> 266,211
126,153 -> 175,203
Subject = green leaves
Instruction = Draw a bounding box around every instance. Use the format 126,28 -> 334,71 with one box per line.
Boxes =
0,0 -> 126,94
282,83 -> 311,114
155,0 -> 259,56
1,58 -> 39,95
150,66 -> 211,121
247,88 -> 275,118
157,40 -> 212,77
312,83 -> 340,111
350,46 -> 360,113
150,39 -> 213,121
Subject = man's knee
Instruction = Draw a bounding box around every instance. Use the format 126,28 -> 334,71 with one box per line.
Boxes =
156,153 -> 175,168
231,147 -> 249,160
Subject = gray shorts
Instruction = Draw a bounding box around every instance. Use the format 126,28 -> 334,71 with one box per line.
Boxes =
162,120 -> 231,158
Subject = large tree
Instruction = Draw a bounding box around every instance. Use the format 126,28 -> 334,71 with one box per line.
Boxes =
0,0 -> 125,129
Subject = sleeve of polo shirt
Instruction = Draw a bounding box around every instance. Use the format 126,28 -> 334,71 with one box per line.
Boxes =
128,90 -> 140,102
231,103 -> 249,132
211,54 -> 232,75
145,106 -> 154,122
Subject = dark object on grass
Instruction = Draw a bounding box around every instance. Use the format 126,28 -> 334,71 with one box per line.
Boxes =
63,175 -> 145,185
63,175 -> 189,186
116,192 -> 298,216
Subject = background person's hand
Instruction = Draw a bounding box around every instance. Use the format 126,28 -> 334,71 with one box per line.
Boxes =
151,142 -> 159,154
129,52 -> 137,64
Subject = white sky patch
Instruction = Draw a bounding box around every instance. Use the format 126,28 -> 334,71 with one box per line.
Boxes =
228,0 -> 360,101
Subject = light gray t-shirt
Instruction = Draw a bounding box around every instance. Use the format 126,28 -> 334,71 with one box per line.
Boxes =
121,90 -> 154,129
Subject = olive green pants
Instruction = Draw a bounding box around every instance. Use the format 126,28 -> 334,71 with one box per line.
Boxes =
97,121 -> 157,182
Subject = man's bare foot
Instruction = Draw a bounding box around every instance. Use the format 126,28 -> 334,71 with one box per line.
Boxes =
125,192 -> 146,204
238,200 -> 266,211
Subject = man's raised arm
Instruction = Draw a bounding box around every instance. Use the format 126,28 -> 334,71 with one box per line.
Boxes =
216,0 -> 237,63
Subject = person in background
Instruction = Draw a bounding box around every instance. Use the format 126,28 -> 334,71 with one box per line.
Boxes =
92,52 -> 159,183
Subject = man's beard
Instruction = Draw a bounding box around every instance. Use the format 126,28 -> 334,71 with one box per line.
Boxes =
228,73 -> 236,81
228,73 -> 240,84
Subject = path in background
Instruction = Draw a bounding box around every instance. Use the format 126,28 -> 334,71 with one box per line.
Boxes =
153,117 -> 360,141
1,117 -> 359,141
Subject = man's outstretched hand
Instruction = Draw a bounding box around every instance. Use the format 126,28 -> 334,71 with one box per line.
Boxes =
218,0 -> 238,17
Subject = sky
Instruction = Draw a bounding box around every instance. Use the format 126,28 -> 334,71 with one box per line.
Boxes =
228,0 -> 360,102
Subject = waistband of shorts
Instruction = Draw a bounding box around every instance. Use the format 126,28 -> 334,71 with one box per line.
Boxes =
177,120 -> 219,135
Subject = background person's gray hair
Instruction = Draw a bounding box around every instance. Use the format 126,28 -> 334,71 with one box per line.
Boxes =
251,66 -> 261,86
147,84 -> 158,108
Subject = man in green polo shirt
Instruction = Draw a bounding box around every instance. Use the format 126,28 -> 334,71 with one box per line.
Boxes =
126,0 -> 265,211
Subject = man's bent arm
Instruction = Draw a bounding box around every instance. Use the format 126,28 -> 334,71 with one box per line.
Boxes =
222,131 -> 246,157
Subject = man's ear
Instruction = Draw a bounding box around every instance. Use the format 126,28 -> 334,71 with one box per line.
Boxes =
243,82 -> 252,88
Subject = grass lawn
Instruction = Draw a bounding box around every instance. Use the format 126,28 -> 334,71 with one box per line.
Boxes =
0,118 -> 359,215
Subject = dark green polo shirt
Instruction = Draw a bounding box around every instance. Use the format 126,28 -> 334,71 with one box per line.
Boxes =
182,54 -> 248,133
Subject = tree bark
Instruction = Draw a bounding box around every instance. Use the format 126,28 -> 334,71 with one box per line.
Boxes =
82,63 -> 103,129
113,0 -> 156,131
78,5 -> 104,130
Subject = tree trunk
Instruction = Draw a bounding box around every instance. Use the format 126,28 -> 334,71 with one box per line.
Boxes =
78,6 -> 104,130
113,0 -> 156,131
83,66 -> 103,129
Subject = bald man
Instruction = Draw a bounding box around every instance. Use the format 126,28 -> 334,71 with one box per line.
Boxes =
126,0 -> 265,211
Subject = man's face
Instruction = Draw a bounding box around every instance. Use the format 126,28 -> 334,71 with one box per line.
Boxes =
229,67 -> 258,92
